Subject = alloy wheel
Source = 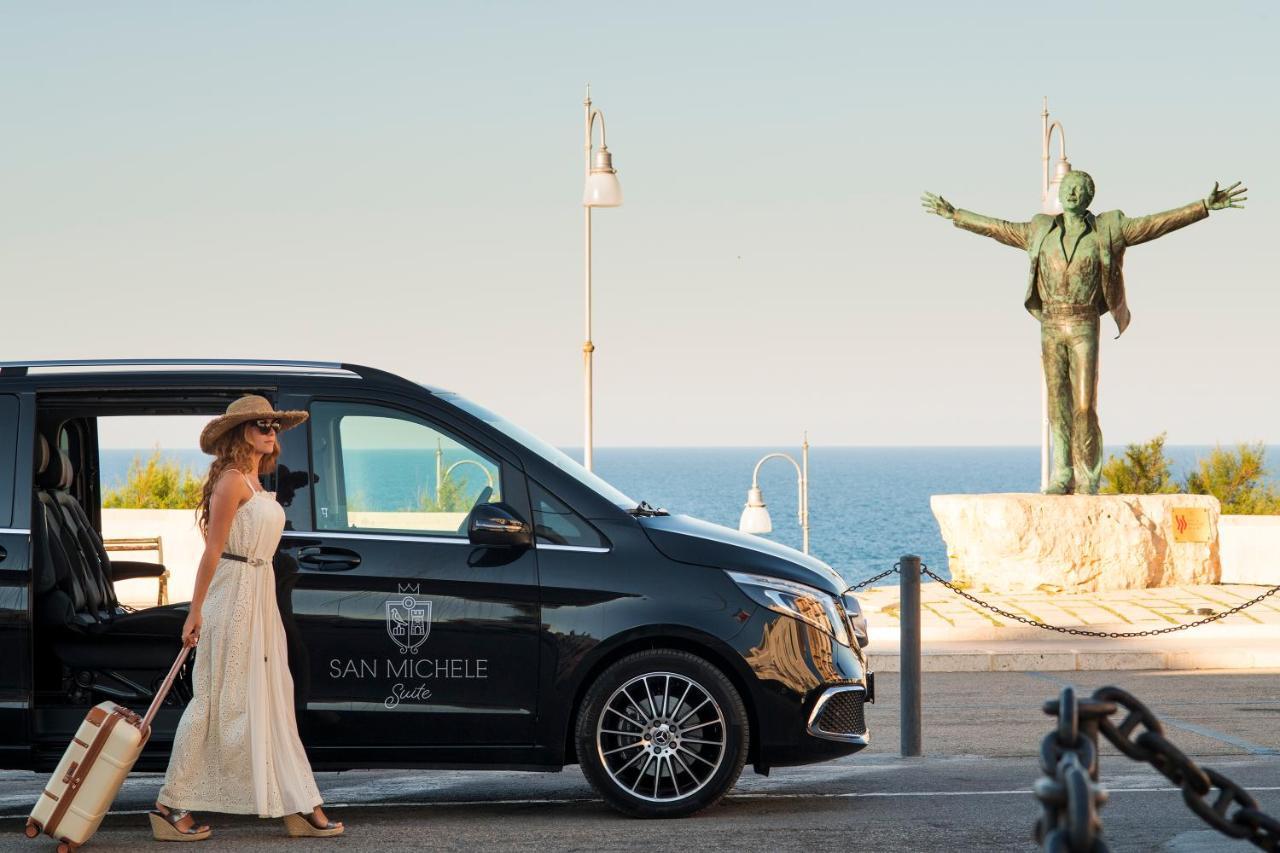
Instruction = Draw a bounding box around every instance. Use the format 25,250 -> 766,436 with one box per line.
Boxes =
595,671 -> 727,803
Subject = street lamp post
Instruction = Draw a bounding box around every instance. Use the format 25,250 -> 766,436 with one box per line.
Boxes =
582,84 -> 623,472
738,434 -> 810,555
1039,98 -> 1072,491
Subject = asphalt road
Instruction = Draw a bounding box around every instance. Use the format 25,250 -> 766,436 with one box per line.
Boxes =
2,669 -> 1277,852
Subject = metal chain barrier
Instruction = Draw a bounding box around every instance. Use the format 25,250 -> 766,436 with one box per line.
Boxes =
848,562 -> 902,590
918,563 -> 1280,638
1036,684 -> 1280,851
845,562 -> 1279,637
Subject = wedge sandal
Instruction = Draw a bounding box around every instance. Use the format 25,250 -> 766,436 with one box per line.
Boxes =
148,805 -> 211,842
282,811 -> 344,837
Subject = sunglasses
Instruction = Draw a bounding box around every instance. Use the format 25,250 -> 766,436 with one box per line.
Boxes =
252,419 -> 283,435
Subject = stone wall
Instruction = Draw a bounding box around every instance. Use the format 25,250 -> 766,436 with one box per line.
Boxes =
1219,515 -> 1280,585
101,508 -> 205,607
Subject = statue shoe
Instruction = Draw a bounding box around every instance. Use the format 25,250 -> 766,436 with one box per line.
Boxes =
1042,479 -> 1073,496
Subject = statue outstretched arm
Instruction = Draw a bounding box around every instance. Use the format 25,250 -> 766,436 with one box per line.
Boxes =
921,192 -> 1030,249
1120,180 -> 1247,246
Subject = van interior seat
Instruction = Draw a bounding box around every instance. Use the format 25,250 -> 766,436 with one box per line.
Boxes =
32,435 -> 187,673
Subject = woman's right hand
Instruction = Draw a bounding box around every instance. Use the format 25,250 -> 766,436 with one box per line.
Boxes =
181,610 -> 203,648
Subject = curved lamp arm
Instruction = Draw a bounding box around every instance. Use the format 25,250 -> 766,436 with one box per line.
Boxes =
1046,120 -> 1067,163
443,459 -> 495,490
1042,116 -> 1070,205
587,108 -> 609,153
751,452 -> 804,526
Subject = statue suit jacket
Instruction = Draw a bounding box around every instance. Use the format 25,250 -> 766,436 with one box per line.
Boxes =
952,200 -> 1208,337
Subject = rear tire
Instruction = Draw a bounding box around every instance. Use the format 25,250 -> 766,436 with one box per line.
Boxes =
575,649 -> 748,818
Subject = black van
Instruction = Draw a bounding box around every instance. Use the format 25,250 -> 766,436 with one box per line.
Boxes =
0,359 -> 872,818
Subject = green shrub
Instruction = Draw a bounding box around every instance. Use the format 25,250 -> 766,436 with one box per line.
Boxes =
102,447 -> 205,509
1100,434 -> 1279,514
1185,443 -> 1280,515
1100,432 -> 1179,495
415,473 -> 474,513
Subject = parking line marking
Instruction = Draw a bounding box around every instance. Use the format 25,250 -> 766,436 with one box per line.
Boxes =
1150,715 -> 1280,756
1025,671 -> 1280,756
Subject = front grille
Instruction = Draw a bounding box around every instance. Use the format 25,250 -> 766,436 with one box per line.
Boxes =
813,690 -> 866,737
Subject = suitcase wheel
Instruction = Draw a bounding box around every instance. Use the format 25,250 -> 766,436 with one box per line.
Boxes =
58,844 -> 74,853
23,823 -> 39,838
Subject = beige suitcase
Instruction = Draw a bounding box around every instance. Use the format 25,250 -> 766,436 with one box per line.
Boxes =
24,647 -> 190,852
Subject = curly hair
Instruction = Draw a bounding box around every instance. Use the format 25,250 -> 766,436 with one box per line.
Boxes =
195,421 -> 281,539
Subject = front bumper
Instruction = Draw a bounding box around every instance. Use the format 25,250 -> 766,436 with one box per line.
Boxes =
733,606 -> 873,768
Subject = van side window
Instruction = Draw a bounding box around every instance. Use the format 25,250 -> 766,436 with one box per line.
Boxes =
530,480 -> 607,549
309,401 -> 501,537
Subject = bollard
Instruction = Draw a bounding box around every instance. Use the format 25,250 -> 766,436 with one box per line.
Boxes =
899,554 -> 922,757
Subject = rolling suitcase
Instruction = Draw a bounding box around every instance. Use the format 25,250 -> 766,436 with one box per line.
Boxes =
24,646 -> 191,852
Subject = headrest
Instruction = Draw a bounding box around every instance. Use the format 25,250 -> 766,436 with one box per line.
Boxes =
36,435 -> 49,475
58,450 -> 74,489
36,447 -> 74,490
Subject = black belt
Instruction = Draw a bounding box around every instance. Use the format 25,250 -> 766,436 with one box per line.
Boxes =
222,551 -> 269,567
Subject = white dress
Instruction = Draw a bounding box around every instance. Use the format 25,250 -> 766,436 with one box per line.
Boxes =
157,469 -> 323,817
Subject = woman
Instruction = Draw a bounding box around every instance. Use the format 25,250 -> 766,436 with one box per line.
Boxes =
150,395 -> 345,841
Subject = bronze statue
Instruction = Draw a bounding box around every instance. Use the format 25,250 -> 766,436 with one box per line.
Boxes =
922,174 -> 1246,494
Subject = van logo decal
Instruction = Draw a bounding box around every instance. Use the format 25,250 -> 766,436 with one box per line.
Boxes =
386,595 -> 432,654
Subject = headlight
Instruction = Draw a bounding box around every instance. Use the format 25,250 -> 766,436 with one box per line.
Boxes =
726,571 -> 850,647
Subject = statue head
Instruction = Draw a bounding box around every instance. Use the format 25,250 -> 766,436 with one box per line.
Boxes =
1059,170 -> 1095,214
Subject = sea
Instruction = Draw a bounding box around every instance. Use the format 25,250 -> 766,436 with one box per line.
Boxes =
100,445 -> 1272,586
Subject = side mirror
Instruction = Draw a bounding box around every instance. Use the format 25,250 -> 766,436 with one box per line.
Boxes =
467,502 -> 533,548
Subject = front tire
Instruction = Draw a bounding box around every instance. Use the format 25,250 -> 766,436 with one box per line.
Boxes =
575,649 -> 748,818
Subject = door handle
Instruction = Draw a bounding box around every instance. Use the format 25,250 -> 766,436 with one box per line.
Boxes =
0,545 -> 6,562
296,546 -> 362,572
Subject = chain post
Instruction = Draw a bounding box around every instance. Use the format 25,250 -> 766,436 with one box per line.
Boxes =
899,554 -> 922,757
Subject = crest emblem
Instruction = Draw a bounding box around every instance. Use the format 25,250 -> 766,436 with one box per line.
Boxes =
386,595 -> 431,654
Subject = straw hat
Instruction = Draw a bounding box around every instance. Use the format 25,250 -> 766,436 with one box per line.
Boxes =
199,394 -> 308,453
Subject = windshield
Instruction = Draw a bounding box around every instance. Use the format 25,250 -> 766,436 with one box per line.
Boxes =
433,389 -> 637,510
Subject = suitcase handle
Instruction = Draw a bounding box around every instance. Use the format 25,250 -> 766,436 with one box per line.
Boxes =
141,645 -> 192,733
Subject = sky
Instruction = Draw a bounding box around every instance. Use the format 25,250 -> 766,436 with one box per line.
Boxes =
4,1 -> 1276,449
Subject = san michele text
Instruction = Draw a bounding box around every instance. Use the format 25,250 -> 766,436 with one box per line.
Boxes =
329,657 -> 490,680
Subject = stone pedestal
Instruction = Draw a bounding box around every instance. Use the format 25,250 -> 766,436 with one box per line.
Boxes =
930,494 -> 1221,593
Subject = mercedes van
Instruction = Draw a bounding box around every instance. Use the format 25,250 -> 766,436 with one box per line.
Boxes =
0,359 -> 871,818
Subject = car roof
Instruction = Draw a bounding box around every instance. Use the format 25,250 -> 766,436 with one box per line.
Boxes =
0,359 -> 428,396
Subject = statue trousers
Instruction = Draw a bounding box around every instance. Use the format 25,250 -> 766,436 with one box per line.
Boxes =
1040,314 -> 1102,493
